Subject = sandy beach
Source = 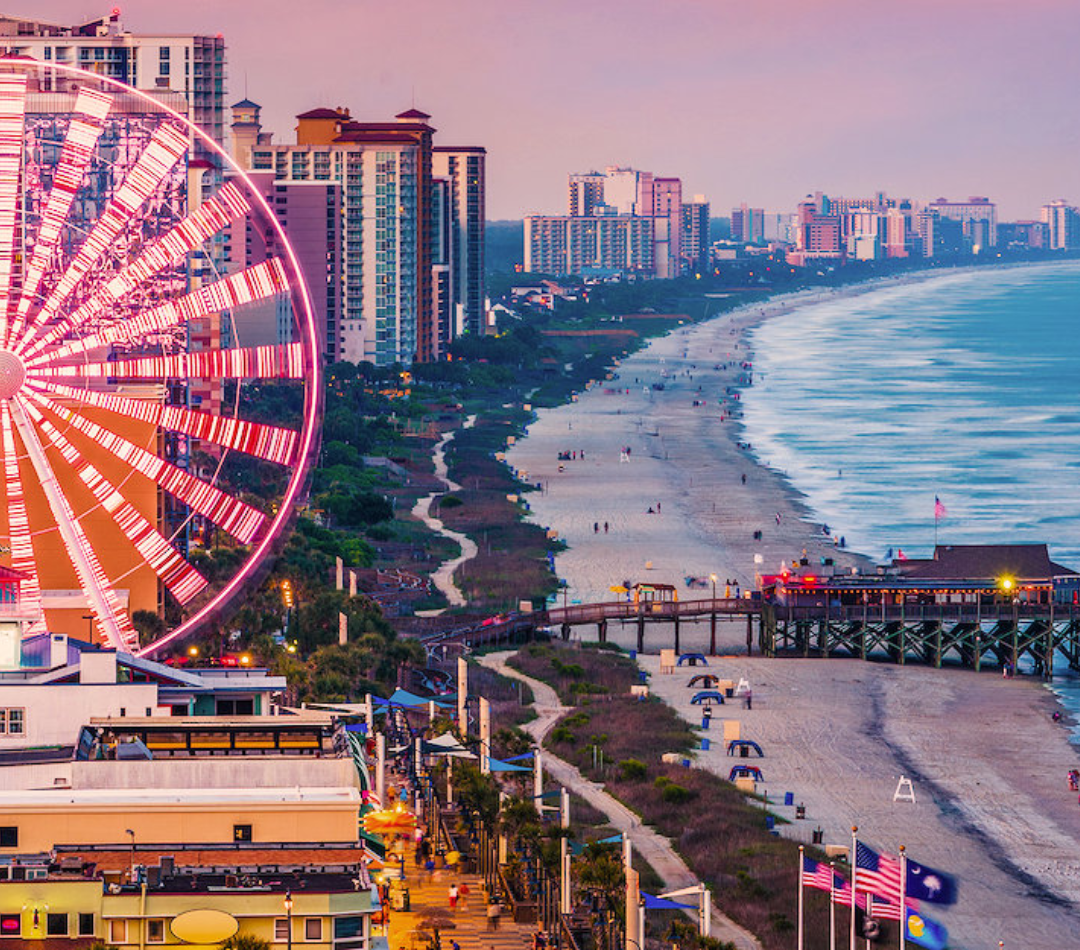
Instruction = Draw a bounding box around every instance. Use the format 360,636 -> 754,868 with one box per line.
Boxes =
505,274 -> 1080,949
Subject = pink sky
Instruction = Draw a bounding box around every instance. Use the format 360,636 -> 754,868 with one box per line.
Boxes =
23,0 -> 1080,220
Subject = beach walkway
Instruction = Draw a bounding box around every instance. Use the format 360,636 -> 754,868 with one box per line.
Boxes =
411,415 -> 478,613
386,837 -> 535,950
478,651 -> 762,950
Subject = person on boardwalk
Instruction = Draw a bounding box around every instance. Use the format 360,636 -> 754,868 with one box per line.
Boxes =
458,881 -> 470,909
448,882 -> 458,910
487,899 -> 501,930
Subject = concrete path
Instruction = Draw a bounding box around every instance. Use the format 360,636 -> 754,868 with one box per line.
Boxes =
412,415 -> 478,613
478,652 -> 762,950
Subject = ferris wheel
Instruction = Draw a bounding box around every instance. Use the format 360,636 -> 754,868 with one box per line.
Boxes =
0,60 -> 321,656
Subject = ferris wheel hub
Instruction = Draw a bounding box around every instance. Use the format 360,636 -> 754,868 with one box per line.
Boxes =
0,350 -> 25,399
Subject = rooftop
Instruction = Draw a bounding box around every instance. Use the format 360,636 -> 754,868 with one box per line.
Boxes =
0,785 -> 361,807
901,544 -> 1076,580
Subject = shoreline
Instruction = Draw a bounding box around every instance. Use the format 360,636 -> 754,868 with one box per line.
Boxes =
504,263 -> 1080,949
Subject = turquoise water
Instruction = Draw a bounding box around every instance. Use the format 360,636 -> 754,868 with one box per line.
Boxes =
741,261 -> 1080,725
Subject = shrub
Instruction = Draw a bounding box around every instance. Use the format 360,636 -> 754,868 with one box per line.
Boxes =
661,782 -> 696,805
440,494 -> 464,508
618,758 -> 648,781
551,726 -> 576,744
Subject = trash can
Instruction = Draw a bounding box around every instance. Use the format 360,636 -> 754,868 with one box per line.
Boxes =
766,815 -> 775,830
740,745 -> 749,758
701,716 -> 710,731
796,803 -> 807,820
725,687 -> 735,698
784,792 -> 795,807
812,827 -> 824,844
701,738 -> 710,751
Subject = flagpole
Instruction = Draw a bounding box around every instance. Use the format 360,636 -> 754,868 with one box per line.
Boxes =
797,845 -> 805,950
829,861 -> 837,950
898,845 -> 907,950
850,826 -> 858,950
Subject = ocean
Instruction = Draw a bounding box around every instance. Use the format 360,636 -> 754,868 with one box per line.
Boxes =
740,260 -> 1080,731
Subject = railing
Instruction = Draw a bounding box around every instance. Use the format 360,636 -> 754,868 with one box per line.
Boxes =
547,596 -> 757,625
772,601 -> 1080,625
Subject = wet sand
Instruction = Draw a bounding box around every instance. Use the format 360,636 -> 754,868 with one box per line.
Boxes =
506,276 -> 1080,949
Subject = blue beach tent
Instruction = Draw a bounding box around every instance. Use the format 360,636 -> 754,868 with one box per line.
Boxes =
677,653 -> 708,667
687,673 -> 719,689
727,739 -> 764,757
690,690 -> 725,705
729,765 -> 764,782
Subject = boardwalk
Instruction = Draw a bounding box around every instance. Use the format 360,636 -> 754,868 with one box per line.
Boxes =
387,840 -> 537,950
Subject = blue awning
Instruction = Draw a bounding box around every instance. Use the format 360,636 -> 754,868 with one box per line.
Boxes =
641,891 -> 696,910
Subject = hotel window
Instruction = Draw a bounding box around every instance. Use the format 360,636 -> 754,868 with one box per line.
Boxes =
274,920 -> 289,942
46,914 -> 68,937
0,915 -> 19,937
304,919 -> 322,942
78,914 -> 95,937
146,920 -> 165,943
233,824 -> 253,842
0,708 -> 24,735
0,827 -> 16,848
109,920 -> 127,943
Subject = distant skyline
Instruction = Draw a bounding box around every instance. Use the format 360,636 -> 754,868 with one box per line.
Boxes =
22,0 -> 1080,220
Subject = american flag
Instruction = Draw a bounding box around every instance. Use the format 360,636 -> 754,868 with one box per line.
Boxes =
934,495 -> 947,521
802,856 -> 835,892
855,841 -> 903,902
833,880 -> 908,920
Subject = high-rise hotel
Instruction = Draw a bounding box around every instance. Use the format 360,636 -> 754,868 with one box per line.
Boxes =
525,166 -> 708,279
232,105 -> 485,366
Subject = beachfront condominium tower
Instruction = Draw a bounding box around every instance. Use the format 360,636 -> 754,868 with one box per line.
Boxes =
926,196 -> 997,251
568,172 -> 606,217
238,106 -> 438,365
0,10 -> 226,162
1040,199 -> 1080,251
681,196 -> 711,273
433,146 -> 487,339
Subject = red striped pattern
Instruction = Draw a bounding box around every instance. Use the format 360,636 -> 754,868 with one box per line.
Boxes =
23,181 -> 250,358
32,260 -> 290,366
30,392 -> 267,544
10,87 -> 111,343
11,398 -> 138,651
0,403 -> 44,630
19,122 -> 189,348
26,405 -> 208,604
0,73 -> 27,329
35,342 -> 305,384
35,382 -> 299,466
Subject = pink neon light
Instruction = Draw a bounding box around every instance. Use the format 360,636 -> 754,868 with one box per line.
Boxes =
31,381 -> 299,466
29,259 -> 290,366
11,396 -> 138,650
21,182 -> 251,360
17,122 -> 190,353
0,73 -> 27,341
0,403 -> 44,630
29,391 -> 268,544
7,88 -> 112,348
24,402 -> 208,604
33,342 -> 305,383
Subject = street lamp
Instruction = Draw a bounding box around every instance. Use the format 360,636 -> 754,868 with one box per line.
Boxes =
710,574 -> 717,602
125,829 -> 136,882
283,891 -> 293,950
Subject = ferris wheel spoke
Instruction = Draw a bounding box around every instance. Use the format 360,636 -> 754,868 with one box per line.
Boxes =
22,400 -> 208,604
19,182 -> 251,359
0,403 -> 45,631
26,259 -> 290,365
7,88 -> 112,349
28,391 -> 268,544
9,396 -> 137,650
32,342 -> 306,383
0,73 -> 27,342
30,381 -> 300,466
17,122 -> 189,348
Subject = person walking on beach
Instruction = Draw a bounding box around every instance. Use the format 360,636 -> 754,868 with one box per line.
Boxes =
604,521 -> 609,534
594,522 -> 599,534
